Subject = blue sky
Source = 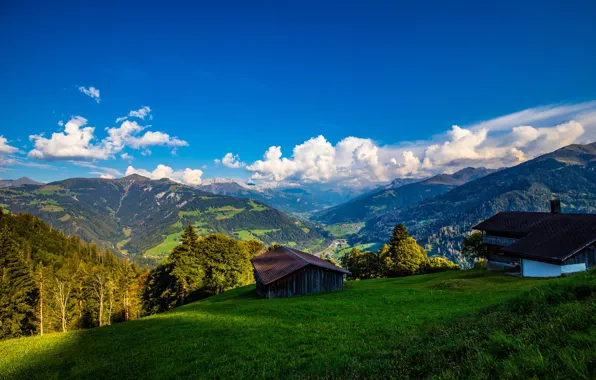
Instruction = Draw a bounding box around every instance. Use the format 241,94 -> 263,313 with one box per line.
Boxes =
0,0 -> 595,187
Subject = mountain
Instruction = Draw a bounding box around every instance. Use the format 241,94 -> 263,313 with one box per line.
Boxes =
312,167 -> 497,224
197,179 -> 373,216
0,175 -> 327,261
357,142 -> 596,262
197,179 -> 323,215
0,177 -> 43,188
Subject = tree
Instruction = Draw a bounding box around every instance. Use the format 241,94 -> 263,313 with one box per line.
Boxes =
53,276 -> 72,332
197,234 -> 252,294
90,268 -> 107,327
169,223 -> 203,305
425,257 -> 459,273
35,263 -> 45,336
379,224 -> 428,277
461,231 -> 487,260
0,227 -> 37,338
242,240 -> 265,258
341,248 -> 381,280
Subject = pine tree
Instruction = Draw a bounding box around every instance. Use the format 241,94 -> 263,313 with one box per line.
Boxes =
0,227 -> 37,338
169,223 -> 203,305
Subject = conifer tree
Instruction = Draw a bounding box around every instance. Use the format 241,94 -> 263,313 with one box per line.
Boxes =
169,223 -> 204,305
0,227 -> 37,338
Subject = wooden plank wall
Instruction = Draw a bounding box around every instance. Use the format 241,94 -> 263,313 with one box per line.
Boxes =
564,244 -> 596,267
256,265 -> 344,299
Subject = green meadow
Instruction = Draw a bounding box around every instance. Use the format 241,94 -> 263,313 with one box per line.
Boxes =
1,269 -> 595,379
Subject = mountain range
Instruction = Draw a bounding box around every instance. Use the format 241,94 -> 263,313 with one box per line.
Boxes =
197,179 -> 370,216
312,167 -> 497,224
0,176 -> 43,188
0,174 -> 326,262
356,142 -> 596,262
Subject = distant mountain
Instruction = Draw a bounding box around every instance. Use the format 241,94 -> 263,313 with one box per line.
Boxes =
357,142 -> 596,262
0,175 -> 327,261
197,179 -> 372,215
312,167 -> 496,224
0,177 -> 43,188
197,179 -> 323,214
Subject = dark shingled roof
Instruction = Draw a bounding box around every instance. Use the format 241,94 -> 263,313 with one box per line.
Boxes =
251,246 -> 351,285
473,212 -> 596,264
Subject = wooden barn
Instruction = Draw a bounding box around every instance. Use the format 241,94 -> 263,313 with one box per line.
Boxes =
251,246 -> 351,298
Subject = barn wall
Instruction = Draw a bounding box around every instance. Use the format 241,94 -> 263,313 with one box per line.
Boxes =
258,265 -> 344,299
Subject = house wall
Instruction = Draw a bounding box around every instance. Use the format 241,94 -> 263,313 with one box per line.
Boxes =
564,244 -> 596,268
522,259 -> 561,277
256,265 -> 344,299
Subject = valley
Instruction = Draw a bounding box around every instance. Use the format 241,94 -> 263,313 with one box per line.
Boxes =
0,175 -> 327,262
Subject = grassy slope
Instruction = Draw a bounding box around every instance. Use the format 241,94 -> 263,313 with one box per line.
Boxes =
1,270 -> 595,379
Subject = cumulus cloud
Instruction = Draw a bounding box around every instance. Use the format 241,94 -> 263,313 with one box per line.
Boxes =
216,153 -> 246,168
246,135 -> 389,184
28,116 -> 188,161
115,106 -> 152,123
28,117 -> 110,160
78,86 -> 100,103
125,165 -> 203,186
246,102 -> 596,187
0,136 -> 19,155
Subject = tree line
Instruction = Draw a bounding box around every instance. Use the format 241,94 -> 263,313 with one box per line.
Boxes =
0,209 -> 145,339
340,224 -> 459,280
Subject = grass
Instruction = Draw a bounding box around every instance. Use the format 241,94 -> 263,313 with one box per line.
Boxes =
235,230 -> 259,241
248,200 -> 267,211
324,222 -> 364,238
58,214 -> 71,222
4,269 -> 594,379
144,231 -> 182,258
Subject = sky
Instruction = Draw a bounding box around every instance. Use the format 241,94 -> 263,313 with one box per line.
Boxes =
1,0 -> 595,187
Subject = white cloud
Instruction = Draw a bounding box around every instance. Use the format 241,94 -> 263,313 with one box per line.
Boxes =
28,117 -> 188,161
246,135 -> 388,184
57,120 -> 64,126
120,153 -> 134,162
115,106 -> 152,123
28,117 -> 110,160
219,153 -> 246,168
0,136 -> 19,155
78,86 -> 101,103
247,102 -> 596,187
125,165 -> 203,186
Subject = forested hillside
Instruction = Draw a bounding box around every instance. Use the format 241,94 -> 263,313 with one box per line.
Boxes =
0,175 -> 326,261
0,208 -> 145,339
358,142 -> 596,262
313,167 -> 496,224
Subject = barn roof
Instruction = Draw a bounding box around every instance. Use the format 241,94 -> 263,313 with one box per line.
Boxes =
251,246 -> 351,285
473,212 -> 596,264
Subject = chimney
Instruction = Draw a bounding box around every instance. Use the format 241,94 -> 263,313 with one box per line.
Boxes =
550,199 -> 561,214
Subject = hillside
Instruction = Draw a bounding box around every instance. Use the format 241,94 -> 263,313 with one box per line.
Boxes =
0,175 -> 326,261
0,177 -> 43,188
2,269 -> 595,379
358,142 -> 596,262
313,167 -> 496,224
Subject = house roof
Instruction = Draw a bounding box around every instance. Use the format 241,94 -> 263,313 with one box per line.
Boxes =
251,246 -> 351,285
473,212 -> 596,264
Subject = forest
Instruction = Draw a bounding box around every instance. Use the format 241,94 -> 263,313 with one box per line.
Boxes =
0,207 -> 145,339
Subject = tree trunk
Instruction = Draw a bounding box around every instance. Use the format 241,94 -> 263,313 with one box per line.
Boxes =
39,274 -> 44,336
